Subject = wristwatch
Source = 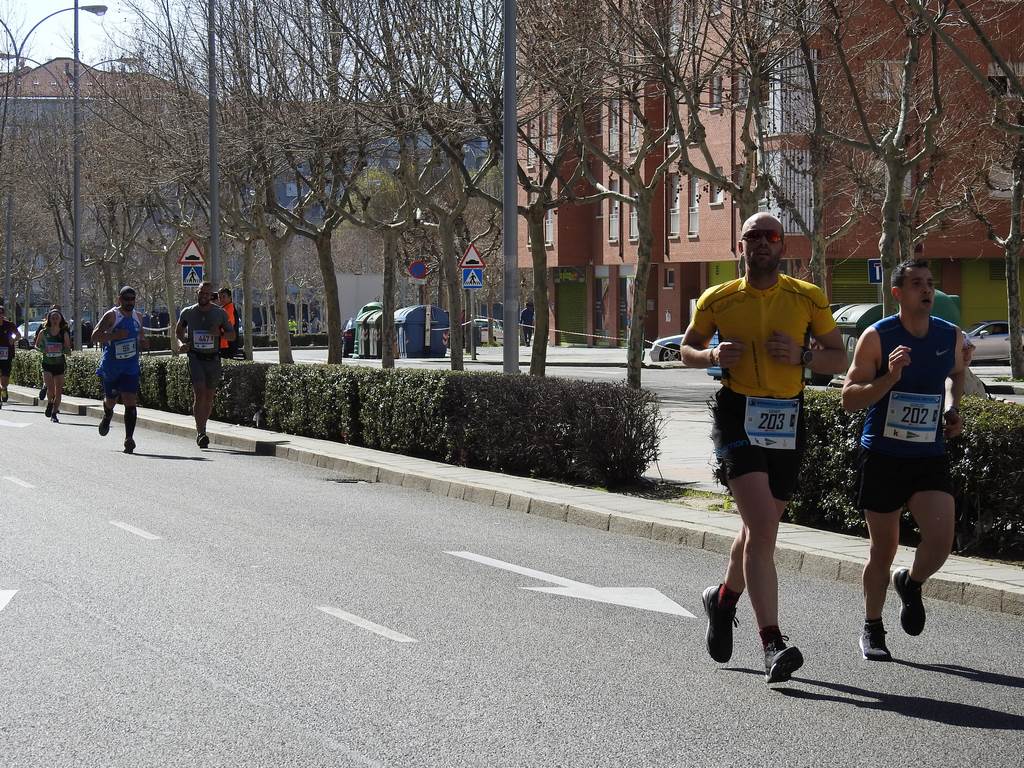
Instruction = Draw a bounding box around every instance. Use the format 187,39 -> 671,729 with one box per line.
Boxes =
800,346 -> 814,366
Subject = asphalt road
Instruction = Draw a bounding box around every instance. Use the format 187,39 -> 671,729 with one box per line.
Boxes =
1,402 -> 1022,766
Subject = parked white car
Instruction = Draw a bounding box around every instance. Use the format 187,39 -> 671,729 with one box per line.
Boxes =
648,333 -> 684,363
964,320 -> 1020,363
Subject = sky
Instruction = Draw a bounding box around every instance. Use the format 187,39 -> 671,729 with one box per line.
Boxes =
1,0 -> 137,66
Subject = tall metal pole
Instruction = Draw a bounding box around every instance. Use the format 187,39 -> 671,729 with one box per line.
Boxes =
501,0 -> 519,374
4,192 -> 11,308
208,0 -> 220,287
72,0 -> 82,350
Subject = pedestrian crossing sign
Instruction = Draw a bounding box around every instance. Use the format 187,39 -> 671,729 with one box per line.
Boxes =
182,265 -> 204,288
462,267 -> 483,289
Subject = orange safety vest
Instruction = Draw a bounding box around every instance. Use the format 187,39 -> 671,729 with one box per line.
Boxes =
220,302 -> 237,349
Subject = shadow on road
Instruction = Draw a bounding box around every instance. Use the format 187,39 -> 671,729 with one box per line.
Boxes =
725,668 -> 1024,729
129,453 -> 210,461
892,659 -> 1024,689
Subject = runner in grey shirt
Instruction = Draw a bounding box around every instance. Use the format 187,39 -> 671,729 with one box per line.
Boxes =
175,281 -> 235,449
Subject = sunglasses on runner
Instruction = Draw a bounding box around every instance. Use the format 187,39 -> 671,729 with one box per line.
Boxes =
741,229 -> 783,243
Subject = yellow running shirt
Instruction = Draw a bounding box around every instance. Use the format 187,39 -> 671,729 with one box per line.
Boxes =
689,274 -> 836,398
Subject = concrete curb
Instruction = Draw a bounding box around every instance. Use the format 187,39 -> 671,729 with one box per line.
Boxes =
7,384 -> 1022,618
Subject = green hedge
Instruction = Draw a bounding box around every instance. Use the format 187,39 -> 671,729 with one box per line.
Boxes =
10,351 -> 660,487
787,389 -> 1024,558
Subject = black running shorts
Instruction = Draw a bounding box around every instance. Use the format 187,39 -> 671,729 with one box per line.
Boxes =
710,386 -> 806,502
42,361 -> 66,377
855,448 -> 954,513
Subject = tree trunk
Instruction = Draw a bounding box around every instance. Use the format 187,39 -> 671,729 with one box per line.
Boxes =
242,239 -> 255,361
527,205 -> 549,377
627,190 -> 655,389
313,232 -> 343,364
439,218 -> 463,370
382,229 -> 398,369
809,173 -> 827,290
878,161 -> 907,316
99,263 -> 114,308
1007,142 -> 1024,379
268,236 -> 293,364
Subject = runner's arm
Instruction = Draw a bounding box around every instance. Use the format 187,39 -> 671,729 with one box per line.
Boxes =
221,313 -> 237,342
841,328 -> 898,412
680,326 -> 717,368
806,328 -> 847,374
92,311 -> 116,344
175,316 -> 189,349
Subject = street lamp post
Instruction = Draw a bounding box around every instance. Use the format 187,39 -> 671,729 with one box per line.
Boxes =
72,3 -> 109,351
0,3 -> 106,337
502,0 -> 519,374
208,0 -> 220,287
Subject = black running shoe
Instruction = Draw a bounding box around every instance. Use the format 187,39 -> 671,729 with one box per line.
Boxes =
38,385 -> 46,400
764,637 -> 803,683
123,438 -> 135,454
702,585 -> 738,663
197,432 -> 210,449
98,412 -> 112,437
45,403 -> 53,418
859,622 -> 892,661
893,568 -> 926,636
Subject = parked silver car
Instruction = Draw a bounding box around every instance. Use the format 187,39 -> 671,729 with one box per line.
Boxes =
964,320 -> 1020,363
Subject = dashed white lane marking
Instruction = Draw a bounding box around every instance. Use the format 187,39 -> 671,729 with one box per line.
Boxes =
109,520 -> 161,540
2,476 -> 34,489
0,590 -> 16,613
316,606 -> 418,643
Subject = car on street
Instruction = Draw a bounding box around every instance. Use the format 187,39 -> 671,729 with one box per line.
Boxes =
647,331 -> 723,378
964,320 -> 1020,363
473,318 -> 503,345
16,320 -> 43,349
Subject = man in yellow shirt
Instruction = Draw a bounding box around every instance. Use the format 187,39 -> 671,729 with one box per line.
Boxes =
681,212 -> 847,684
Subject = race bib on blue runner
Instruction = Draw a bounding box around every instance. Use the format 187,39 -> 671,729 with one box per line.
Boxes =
884,391 -> 941,442
744,397 -> 800,450
114,337 -> 137,360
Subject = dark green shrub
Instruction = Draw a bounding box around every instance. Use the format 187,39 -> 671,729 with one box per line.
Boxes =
791,390 -> 1024,557
144,336 -> 172,352
213,360 -> 271,425
138,356 -> 169,409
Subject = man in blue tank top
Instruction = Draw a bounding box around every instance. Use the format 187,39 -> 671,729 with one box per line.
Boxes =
92,286 -> 149,453
842,259 -> 965,661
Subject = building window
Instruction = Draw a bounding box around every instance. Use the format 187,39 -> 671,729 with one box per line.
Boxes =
544,208 -> 554,245
668,173 -> 681,236
711,167 -> 725,205
710,74 -> 723,110
664,268 -> 676,289
608,177 -> 620,242
629,200 -> 639,241
525,121 -> 536,169
608,101 -> 620,152
709,0 -> 723,15
628,107 -> 640,151
688,175 -> 700,236
870,60 -> 903,100
544,110 -> 557,156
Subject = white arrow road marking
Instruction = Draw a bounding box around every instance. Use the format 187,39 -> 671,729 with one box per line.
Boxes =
446,551 -> 695,618
109,520 -> 161,540
3,476 -> 34,489
0,590 -> 16,613
316,606 -> 418,643
0,419 -> 30,428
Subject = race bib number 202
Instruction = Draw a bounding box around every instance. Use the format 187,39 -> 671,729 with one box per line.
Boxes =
884,391 -> 941,443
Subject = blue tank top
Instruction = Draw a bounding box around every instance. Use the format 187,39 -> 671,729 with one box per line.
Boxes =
861,315 -> 957,457
100,310 -> 142,376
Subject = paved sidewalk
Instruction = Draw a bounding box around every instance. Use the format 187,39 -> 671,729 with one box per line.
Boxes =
9,383 -> 1022,618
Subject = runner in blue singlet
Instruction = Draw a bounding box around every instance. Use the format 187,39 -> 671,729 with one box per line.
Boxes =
92,286 -> 149,453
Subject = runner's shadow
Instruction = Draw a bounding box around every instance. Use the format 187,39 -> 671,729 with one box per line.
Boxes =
128,453 -> 210,461
892,659 -> 1024,689
725,668 -> 1024,729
